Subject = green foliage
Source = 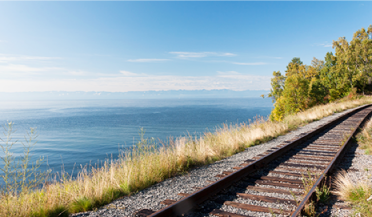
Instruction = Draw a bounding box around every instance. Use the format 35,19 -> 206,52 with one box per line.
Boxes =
281,72 -> 309,114
347,186 -> 372,216
270,95 -> 285,121
308,77 -> 326,106
269,25 -> 372,121
349,186 -> 367,201
315,183 -> 331,203
287,57 -> 303,68
333,25 -> 372,94
268,70 -> 285,103
69,197 -> 93,213
270,58 -> 312,120
31,205 -> 69,217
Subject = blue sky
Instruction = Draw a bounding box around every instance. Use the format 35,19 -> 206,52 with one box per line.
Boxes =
0,1 -> 371,92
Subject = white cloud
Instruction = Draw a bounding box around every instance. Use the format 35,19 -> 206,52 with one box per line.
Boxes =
0,73 -> 271,92
68,70 -> 87,76
0,56 -> 17,63
0,64 -> 62,72
217,71 -> 240,75
127,59 -> 170,62
0,64 -> 87,79
216,71 -> 268,81
120,70 -> 142,77
232,62 -> 268,66
24,56 -> 60,60
222,53 -> 236,56
0,54 -> 60,63
0,54 -> 65,78
0,52 -> 270,92
169,52 -> 237,58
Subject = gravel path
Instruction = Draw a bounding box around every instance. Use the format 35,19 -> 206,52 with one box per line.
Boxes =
71,106 -> 365,217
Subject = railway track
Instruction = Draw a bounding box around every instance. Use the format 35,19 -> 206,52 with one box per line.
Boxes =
135,104 -> 372,217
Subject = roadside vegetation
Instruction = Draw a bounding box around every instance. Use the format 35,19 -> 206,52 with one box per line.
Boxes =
331,118 -> 372,216
333,170 -> 372,216
357,118 -> 372,155
267,25 -> 372,121
0,25 -> 371,217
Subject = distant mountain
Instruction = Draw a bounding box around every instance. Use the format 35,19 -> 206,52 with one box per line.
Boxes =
0,89 -> 269,100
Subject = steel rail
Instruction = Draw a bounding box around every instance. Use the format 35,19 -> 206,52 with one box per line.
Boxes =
148,104 -> 372,217
290,105 -> 372,216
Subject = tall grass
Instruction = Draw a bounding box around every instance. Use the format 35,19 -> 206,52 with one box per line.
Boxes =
333,170 -> 372,216
1,96 -> 372,217
0,122 -> 47,216
332,115 -> 372,216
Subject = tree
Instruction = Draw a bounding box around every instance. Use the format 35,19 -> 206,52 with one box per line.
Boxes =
268,71 -> 285,102
349,26 -> 372,94
270,58 -> 311,120
317,52 -> 346,101
311,57 -> 324,72
281,73 -> 309,114
270,95 -> 285,121
332,25 -> 372,94
287,57 -> 303,69
268,25 -> 372,121
333,37 -> 354,90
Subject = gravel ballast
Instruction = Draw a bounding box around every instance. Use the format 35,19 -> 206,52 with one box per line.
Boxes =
319,136 -> 372,216
71,106 -> 367,217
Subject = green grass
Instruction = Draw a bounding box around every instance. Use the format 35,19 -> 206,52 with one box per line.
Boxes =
334,170 -> 372,216
348,186 -> 372,216
315,182 -> 331,204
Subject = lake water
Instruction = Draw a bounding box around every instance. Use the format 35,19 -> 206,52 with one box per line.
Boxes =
0,98 -> 273,177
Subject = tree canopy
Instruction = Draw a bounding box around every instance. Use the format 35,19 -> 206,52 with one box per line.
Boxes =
268,25 -> 372,121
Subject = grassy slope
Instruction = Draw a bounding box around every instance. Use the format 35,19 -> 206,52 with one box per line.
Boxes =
1,96 -> 372,217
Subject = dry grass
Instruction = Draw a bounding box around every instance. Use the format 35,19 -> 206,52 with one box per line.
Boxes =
1,96 -> 372,217
357,117 -> 372,155
333,170 -> 372,216
333,170 -> 358,201
333,116 -> 372,216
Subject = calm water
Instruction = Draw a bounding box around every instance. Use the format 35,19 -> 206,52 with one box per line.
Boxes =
0,98 -> 273,177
